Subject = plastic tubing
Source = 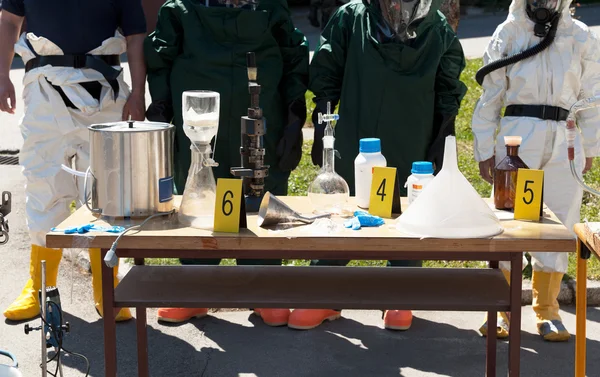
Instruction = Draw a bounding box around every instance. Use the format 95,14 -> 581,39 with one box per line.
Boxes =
566,95 -> 600,195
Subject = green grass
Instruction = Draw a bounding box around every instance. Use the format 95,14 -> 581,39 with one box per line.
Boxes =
139,58 -> 600,280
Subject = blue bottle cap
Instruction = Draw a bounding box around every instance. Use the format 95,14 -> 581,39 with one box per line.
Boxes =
359,138 -> 381,153
411,161 -> 434,175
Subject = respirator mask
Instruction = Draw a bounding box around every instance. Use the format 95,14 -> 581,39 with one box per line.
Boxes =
377,0 -> 421,41
526,0 -> 560,37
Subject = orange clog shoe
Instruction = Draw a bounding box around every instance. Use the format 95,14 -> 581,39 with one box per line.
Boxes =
157,308 -> 209,323
287,309 -> 341,330
384,310 -> 413,331
253,308 -> 291,326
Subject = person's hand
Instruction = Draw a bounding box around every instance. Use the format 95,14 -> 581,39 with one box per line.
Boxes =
583,157 -> 594,174
122,92 -> 146,121
0,75 -> 16,114
478,156 -> 495,184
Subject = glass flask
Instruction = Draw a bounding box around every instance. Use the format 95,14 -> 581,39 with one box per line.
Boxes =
178,90 -> 220,229
493,136 -> 529,210
308,103 -> 350,215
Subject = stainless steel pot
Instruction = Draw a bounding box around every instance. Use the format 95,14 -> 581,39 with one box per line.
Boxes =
89,121 -> 174,218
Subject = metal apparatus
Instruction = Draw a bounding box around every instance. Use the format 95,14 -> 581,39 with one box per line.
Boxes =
23,262 -> 90,377
0,192 -> 10,245
88,121 -> 175,218
231,52 -> 269,212
61,120 -> 175,218
566,95 -> 600,196
257,192 -> 330,227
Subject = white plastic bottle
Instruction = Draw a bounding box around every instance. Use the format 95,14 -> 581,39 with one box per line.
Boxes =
406,161 -> 434,205
354,138 -> 387,209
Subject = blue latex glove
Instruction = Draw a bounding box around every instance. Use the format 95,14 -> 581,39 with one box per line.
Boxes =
344,211 -> 385,230
51,224 -> 125,234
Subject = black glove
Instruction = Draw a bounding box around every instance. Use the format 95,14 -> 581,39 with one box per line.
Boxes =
277,98 -> 307,172
145,100 -> 174,123
310,100 -> 338,167
426,113 -> 456,174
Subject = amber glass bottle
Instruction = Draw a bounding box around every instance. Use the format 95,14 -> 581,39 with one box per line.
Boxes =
494,136 -> 529,210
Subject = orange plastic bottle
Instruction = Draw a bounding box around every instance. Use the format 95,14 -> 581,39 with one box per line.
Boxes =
494,136 -> 529,210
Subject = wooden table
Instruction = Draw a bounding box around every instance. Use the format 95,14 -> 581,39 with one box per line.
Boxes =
573,223 -> 600,377
46,197 -> 575,377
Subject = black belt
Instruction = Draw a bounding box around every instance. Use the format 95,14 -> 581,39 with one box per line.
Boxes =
504,105 -> 569,122
25,55 -> 122,100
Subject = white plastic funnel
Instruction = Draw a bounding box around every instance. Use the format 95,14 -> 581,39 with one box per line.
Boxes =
395,136 -> 503,238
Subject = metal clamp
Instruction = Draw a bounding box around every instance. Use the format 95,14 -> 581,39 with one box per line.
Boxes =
0,192 -> 11,245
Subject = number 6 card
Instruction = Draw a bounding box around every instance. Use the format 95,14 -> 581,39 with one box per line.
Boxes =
214,178 -> 246,233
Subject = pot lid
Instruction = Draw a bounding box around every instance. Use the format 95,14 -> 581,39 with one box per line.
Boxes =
89,120 -> 173,133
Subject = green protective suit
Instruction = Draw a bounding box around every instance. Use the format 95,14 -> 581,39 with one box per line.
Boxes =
309,0 -> 467,196
145,0 -> 309,195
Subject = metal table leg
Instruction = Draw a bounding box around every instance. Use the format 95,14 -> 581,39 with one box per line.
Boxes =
101,248 -> 118,377
486,260 -> 499,377
134,258 -> 149,377
508,252 -> 522,377
575,239 -> 590,377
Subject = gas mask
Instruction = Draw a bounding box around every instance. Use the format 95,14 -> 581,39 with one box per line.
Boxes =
526,0 -> 560,37
377,0 -> 421,41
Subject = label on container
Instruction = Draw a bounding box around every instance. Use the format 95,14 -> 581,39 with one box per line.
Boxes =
158,177 -> 174,203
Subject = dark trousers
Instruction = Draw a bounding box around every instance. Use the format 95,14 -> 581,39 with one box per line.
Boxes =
310,259 -> 423,311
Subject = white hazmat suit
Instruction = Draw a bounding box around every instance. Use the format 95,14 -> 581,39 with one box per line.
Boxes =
472,0 -> 600,341
3,32 -> 132,322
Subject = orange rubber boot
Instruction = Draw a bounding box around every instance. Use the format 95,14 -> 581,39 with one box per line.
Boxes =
157,308 -> 209,323
253,309 -> 290,326
384,310 -> 413,331
287,309 -> 341,330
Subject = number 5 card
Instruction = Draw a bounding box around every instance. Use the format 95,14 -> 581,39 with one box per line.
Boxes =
514,169 -> 544,222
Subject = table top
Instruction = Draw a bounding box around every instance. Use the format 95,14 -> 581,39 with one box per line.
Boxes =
575,223 -> 600,258
46,196 -> 575,255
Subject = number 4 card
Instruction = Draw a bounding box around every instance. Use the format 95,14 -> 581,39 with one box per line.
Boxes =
214,178 -> 247,233
368,167 -> 402,219
514,169 -> 544,222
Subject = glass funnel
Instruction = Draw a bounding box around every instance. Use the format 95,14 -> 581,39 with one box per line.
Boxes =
182,91 -> 220,145
178,91 -> 220,229
308,102 -> 350,215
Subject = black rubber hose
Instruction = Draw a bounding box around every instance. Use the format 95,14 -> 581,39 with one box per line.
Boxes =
475,14 -> 560,86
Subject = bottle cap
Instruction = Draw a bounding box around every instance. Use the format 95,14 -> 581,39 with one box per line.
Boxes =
411,161 -> 434,175
359,138 -> 381,153
504,136 -> 522,147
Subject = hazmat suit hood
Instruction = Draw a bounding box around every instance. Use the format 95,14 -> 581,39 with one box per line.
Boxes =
507,0 -> 573,29
364,0 -> 435,41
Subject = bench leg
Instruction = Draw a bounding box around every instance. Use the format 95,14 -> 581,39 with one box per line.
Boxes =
134,258 -> 150,377
486,260 -> 499,377
101,249 -> 118,377
508,253 -> 522,377
575,240 -> 588,377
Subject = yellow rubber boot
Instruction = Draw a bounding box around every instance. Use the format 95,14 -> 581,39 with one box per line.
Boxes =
89,248 -> 132,322
532,271 -> 570,342
480,269 -> 512,339
4,245 -> 62,321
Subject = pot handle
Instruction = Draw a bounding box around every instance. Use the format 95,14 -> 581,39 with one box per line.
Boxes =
0,349 -> 18,368
83,167 -> 102,215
